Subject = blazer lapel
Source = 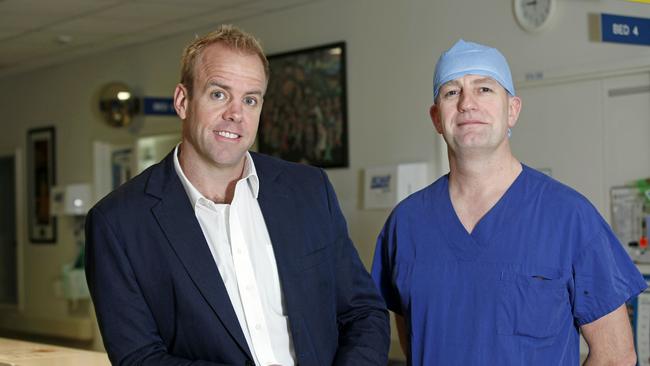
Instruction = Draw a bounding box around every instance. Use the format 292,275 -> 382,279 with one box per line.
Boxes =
254,155 -> 306,275
254,154 -> 314,360
147,153 -> 251,358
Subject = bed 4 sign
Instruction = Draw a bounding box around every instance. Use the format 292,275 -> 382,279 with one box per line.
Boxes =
600,13 -> 650,46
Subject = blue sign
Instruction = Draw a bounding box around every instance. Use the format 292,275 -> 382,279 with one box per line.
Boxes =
601,13 -> 650,46
142,97 -> 176,116
371,175 -> 391,190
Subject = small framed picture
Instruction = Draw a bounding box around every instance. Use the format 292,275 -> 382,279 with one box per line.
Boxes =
259,42 -> 348,168
27,126 -> 56,244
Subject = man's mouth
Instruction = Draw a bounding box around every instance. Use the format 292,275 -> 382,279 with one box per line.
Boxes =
216,130 -> 241,139
457,120 -> 486,126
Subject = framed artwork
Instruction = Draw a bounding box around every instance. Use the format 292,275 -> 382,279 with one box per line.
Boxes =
259,42 -> 348,168
27,126 -> 56,244
110,148 -> 133,189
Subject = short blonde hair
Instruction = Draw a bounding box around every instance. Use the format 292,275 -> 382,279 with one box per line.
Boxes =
179,24 -> 269,98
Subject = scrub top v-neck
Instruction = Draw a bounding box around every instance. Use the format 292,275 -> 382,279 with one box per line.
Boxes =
436,167 -> 525,262
372,165 -> 647,366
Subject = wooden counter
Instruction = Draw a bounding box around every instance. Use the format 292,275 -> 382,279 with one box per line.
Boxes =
0,337 -> 110,366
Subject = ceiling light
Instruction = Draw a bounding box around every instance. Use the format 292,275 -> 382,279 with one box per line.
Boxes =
55,35 -> 73,45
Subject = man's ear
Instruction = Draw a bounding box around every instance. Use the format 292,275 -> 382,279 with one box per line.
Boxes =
430,104 -> 443,134
508,96 -> 522,128
173,83 -> 189,120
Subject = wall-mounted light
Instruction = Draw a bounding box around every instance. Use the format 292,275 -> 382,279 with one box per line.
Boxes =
98,82 -> 139,127
116,91 -> 131,101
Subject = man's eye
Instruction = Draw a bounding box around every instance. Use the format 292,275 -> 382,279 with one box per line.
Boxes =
243,96 -> 258,106
211,91 -> 226,100
443,90 -> 459,97
479,87 -> 493,93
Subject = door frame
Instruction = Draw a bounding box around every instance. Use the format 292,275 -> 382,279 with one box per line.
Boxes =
0,147 -> 25,311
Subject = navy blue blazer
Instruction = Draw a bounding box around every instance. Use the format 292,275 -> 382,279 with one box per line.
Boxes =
85,151 -> 389,366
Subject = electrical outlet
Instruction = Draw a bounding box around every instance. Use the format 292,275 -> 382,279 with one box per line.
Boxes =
53,279 -> 64,298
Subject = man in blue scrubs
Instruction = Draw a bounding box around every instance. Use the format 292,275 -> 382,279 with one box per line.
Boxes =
371,39 -> 647,365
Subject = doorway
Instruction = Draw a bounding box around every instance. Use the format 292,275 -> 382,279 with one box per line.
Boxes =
0,152 -> 17,306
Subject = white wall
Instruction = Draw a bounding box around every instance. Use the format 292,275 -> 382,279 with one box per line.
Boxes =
513,73 -> 650,222
0,0 -> 649,356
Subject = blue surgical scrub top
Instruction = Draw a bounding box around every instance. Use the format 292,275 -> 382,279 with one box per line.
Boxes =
372,165 -> 647,365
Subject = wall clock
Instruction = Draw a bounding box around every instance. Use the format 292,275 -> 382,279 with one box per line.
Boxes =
513,0 -> 556,32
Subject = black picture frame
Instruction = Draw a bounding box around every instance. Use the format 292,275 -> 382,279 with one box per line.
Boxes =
27,126 -> 56,244
258,42 -> 349,168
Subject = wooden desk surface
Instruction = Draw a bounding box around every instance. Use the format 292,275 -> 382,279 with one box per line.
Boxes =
0,337 -> 110,366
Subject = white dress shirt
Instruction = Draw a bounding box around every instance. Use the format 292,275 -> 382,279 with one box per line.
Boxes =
173,145 -> 295,366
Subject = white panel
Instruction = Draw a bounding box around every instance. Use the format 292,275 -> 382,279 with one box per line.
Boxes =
602,73 -> 650,221
513,73 -> 650,223
512,79 -> 607,214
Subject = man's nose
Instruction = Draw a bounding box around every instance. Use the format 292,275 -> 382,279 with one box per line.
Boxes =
223,100 -> 243,122
458,92 -> 476,111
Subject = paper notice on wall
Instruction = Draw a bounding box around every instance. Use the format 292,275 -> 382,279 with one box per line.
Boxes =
611,186 -> 645,246
637,292 -> 650,366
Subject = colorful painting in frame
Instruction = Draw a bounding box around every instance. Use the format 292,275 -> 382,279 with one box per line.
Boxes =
27,126 -> 56,244
259,42 -> 348,168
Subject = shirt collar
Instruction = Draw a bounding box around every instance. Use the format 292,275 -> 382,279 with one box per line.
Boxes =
241,151 -> 260,198
173,144 -> 260,210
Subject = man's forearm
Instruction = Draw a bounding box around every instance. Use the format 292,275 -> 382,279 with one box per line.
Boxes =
582,350 -> 636,366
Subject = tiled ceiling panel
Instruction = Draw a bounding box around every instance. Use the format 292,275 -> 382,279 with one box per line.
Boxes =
0,0 -> 320,78
90,2 -> 207,23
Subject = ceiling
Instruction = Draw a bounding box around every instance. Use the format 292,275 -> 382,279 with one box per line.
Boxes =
0,0 -> 319,79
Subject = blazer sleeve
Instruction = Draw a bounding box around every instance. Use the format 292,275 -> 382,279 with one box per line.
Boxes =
318,170 -> 391,365
85,207 -> 233,366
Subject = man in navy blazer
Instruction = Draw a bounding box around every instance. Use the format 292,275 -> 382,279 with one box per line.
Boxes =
85,25 -> 389,365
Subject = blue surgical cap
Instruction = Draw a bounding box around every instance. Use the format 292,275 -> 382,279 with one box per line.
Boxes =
433,39 -> 515,99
